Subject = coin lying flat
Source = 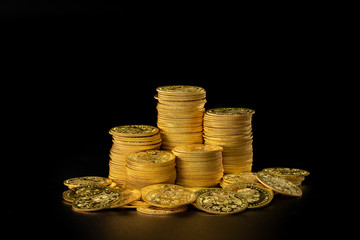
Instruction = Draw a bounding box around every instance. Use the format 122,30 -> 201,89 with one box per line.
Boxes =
64,176 -> 112,188
256,172 -> 302,197
206,107 -> 255,116
137,205 -> 188,215
144,184 -> 196,208
72,190 -> 122,212
195,189 -> 248,215
63,184 -> 112,202
109,125 -> 159,137
225,182 -> 273,208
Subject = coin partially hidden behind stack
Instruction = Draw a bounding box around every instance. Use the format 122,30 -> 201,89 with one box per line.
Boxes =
108,125 -> 162,186
203,108 -> 255,174
125,150 -> 176,189
220,172 -> 259,188
261,167 -> 310,186
172,144 -> 224,187
155,85 -> 206,150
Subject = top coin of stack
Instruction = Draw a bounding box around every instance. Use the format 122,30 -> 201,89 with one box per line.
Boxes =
220,172 -> 259,188
125,150 -> 176,189
204,107 -> 255,174
261,167 -> 310,186
155,85 -> 206,150
108,125 -> 162,186
172,144 -> 224,187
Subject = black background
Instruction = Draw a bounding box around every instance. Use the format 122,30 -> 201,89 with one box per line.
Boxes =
3,4 -> 332,240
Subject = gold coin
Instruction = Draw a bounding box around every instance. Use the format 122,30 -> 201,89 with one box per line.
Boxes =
156,85 -> 205,94
225,182 -> 273,208
137,205 -> 188,215
256,172 -> 302,197
64,176 -> 112,188
173,144 -> 223,153
261,167 -> 310,177
143,184 -> 196,208
195,189 -> 248,215
110,188 -> 142,208
126,150 -> 175,166
109,125 -> 159,137
72,189 -> 122,212
62,184 -> 112,202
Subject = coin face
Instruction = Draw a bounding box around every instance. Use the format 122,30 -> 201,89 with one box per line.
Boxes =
109,125 -> 159,136
256,172 -> 302,197
137,205 -> 188,215
196,190 -> 248,215
64,176 -> 112,188
262,167 -> 310,177
156,85 -> 205,93
207,108 -> 255,115
144,184 -> 196,208
72,190 -> 122,211
225,182 -> 273,208
63,184 -> 112,202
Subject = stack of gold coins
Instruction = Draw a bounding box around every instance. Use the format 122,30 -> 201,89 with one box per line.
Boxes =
155,85 -> 206,150
220,172 -> 259,188
204,107 -> 255,174
125,150 -> 176,189
108,125 -> 162,186
172,144 -> 224,187
261,167 -> 310,186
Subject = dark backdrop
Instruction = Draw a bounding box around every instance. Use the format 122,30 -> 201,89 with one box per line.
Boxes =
3,5 -> 328,240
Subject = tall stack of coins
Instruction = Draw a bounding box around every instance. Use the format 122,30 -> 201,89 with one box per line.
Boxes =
125,150 -> 176,189
108,125 -> 162,186
155,85 -> 206,150
172,144 -> 224,187
203,108 -> 255,174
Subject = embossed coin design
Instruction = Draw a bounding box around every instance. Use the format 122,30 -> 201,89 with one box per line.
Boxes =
72,190 -> 122,211
195,190 -> 248,215
63,184 -> 112,202
256,172 -> 302,197
64,176 -> 112,188
144,184 -> 196,208
225,182 -> 273,208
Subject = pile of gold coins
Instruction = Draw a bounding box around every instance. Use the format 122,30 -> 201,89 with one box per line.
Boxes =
155,85 -> 206,150
172,144 -> 224,187
204,107 -> 255,173
63,85 -> 311,215
108,125 -> 162,185
63,168 -> 309,215
125,150 -> 176,189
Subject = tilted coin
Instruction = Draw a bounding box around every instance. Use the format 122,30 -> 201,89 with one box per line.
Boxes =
261,167 -> 310,177
256,172 -> 302,197
225,182 -> 273,208
137,205 -> 188,215
144,184 -> 196,208
110,188 -> 142,208
63,184 -> 112,202
64,176 -> 112,188
72,190 -> 122,212
195,189 -> 248,215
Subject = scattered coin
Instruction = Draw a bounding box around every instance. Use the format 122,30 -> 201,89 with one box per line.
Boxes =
63,184 -> 112,202
137,205 -> 188,215
256,172 -> 302,197
72,189 -> 122,212
63,176 -> 112,188
225,182 -> 273,208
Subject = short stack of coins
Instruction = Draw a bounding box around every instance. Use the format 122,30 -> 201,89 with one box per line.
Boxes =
108,125 -> 162,186
155,85 -> 206,150
203,108 -> 255,174
125,150 -> 177,189
172,144 -> 224,187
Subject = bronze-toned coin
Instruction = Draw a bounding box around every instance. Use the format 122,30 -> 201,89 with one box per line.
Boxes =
225,182 -> 273,208
63,184 -> 112,202
72,190 -> 122,212
137,205 -> 188,215
256,172 -> 302,197
195,189 -> 248,215
64,176 -> 112,188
